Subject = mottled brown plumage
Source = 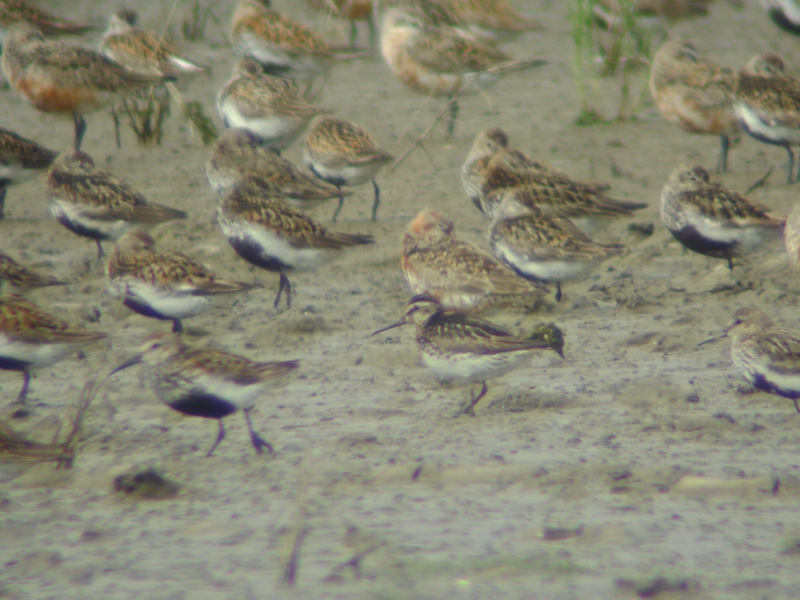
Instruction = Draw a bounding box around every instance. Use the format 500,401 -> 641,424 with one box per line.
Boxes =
100,9 -> 209,76
660,164 -> 785,267
0,293 -> 107,403
2,23 -> 173,151
372,294 -> 561,414
736,52 -> 800,183
480,155 -> 646,222
381,7 -> 545,135
207,128 -> 350,210
401,209 -> 546,310
649,39 -> 739,173
231,0 -> 334,80
726,308 -> 800,412
110,332 -> 298,456
107,231 -> 258,333
0,252 -> 66,288
218,187 -> 374,307
303,115 -> 394,221
47,151 -> 187,259
0,126 -> 57,219
488,195 -> 624,301
0,0 -> 95,36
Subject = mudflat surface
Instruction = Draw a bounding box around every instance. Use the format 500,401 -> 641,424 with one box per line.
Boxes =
2,1 -> 800,599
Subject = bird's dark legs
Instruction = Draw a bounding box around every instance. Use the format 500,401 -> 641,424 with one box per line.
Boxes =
95,240 -> 104,262
462,380 -> 488,416
0,187 -> 6,220
12,370 -> 31,405
446,96 -> 459,137
244,408 -> 274,454
274,272 -> 292,308
793,398 -> 799,413
371,179 -> 380,221
555,283 -> 563,303
172,319 -> 183,333
73,113 -> 87,151
727,256 -> 734,271
716,134 -> 729,173
332,186 -> 345,222
206,420 -> 226,457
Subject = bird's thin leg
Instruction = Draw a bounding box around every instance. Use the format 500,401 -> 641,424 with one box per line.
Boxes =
716,134 -> 729,173
371,180 -> 380,221
332,186 -> 345,222
555,283 -> 563,303
12,370 -> 31,405
206,420 -> 226,457
73,113 -> 87,151
274,273 -> 292,308
446,96 -> 459,137
244,408 -> 274,454
727,256 -> 734,271
112,105 -> 122,150
793,399 -> 799,413
95,240 -> 104,262
462,380 -> 488,416
172,319 -> 183,333
0,187 -> 6,220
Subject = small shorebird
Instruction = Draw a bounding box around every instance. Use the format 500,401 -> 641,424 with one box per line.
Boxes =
100,9 -> 209,76
478,156 -> 647,226
111,333 -> 299,456
0,293 -> 106,404
0,251 -> 66,289
217,58 -> 328,153
2,23 -> 174,151
0,0 -> 94,41
307,0 -> 374,48
436,0 -> 542,43
649,39 -> 740,173
46,151 -> 188,261
736,52 -> 800,184
462,127 -> 619,216
107,231 -> 259,333
217,187 -> 374,308
660,164 -> 785,269
0,126 -> 57,220
303,115 -> 394,222
724,308 -> 800,413
207,128 -> 350,212
762,0 -> 800,35
372,294 -> 562,415
402,209 -> 547,310
380,7 -> 545,135
488,195 -> 625,302
231,0 -> 336,80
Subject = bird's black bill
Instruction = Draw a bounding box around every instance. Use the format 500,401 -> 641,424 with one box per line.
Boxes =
371,319 -> 406,336
110,354 -> 143,375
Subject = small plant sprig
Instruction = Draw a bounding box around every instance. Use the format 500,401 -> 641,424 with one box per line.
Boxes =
182,0 -> 218,42
571,0 -> 652,124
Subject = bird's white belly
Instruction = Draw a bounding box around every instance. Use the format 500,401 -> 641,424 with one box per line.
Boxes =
736,102 -> 800,145
0,333 -> 77,369
422,349 -> 531,382
219,216 -> 337,271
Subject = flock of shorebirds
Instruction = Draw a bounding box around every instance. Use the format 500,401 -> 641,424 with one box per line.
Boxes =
2,0 -> 800,456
